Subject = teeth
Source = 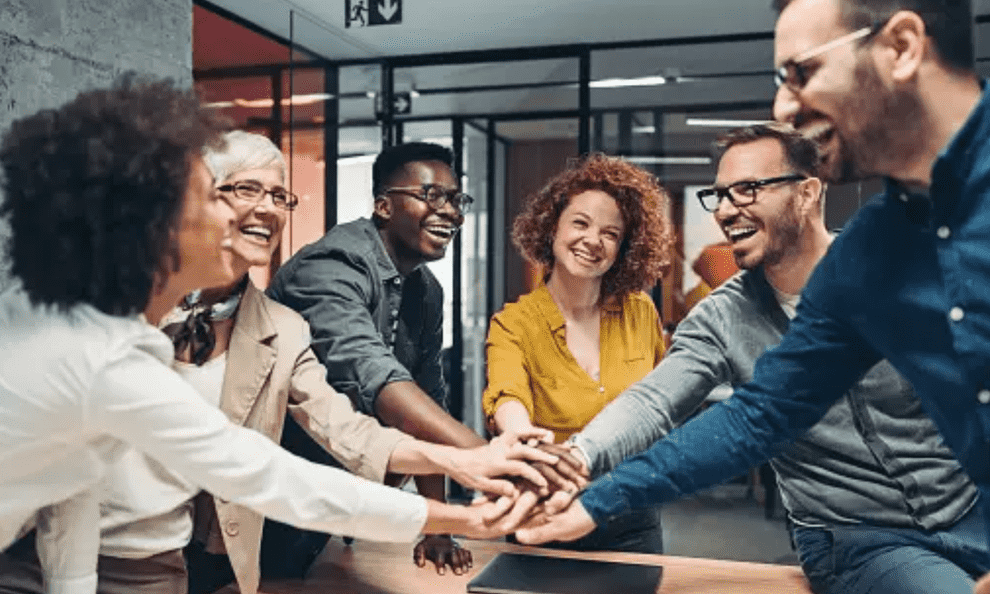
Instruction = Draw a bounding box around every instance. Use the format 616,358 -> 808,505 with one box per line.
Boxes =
426,226 -> 454,238
241,225 -> 272,239
726,226 -> 757,240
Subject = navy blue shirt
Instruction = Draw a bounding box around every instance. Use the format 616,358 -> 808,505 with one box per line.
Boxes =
582,86 -> 990,524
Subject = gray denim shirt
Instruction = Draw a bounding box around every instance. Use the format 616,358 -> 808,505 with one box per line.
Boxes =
574,267 -> 977,529
267,217 -> 448,416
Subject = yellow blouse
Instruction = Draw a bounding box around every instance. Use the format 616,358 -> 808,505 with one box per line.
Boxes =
483,285 -> 664,443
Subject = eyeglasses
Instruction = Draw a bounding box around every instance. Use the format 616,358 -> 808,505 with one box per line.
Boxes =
696,174 -> 806,212
382,184 -> 474,214
217,181 -> 299,211
774,22 -> 884,91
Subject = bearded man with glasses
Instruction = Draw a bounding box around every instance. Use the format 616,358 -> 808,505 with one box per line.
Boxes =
519,1 -> 990,592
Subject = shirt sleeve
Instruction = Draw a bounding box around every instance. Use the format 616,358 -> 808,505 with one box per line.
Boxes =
268,248 -> 414,415
578,292 -> 880,525
286,343 -> 413,483
481,309 -> 536,426
90,347 -> 427,543
34,491 -> 99,594
574,297 -> 735,477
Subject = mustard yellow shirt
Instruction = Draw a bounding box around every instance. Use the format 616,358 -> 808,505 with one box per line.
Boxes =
483,286 -> 664,443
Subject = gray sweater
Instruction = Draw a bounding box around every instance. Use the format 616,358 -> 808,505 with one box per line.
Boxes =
574,268 -> 977,529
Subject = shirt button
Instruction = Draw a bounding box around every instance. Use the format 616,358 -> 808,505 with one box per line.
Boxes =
598,385 -> 605,393
899,192 -> 909,202
936,226 -> 951,239
949,307 -> 965,322
393,277 -> 401,285
224,521 -> 239,537
979,390 -> 990,404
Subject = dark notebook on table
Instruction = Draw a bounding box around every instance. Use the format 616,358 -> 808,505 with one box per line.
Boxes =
466,552 -> 663,594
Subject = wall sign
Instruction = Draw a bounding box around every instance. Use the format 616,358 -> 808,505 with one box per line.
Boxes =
346,0 -> 402,27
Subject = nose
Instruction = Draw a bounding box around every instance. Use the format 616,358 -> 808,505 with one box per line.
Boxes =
773,84 -> 800,124
712,194 -> 740,223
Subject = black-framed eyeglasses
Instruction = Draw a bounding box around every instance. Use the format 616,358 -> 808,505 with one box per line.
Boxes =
382,184 -> 474,214
696,174 -> 807,212
774,20 -> 886,92
217,181 -> 299,211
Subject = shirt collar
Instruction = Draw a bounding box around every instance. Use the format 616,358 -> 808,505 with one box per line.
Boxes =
533,284 -> 623,334
360,217 -> 404,283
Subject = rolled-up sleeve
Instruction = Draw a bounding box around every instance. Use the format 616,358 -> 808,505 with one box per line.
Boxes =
482,311 -> 535,423
269,248 -> 414,415
287,343 -> 413,483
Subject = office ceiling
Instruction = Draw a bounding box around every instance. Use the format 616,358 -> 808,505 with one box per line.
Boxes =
197,0 -> 990,184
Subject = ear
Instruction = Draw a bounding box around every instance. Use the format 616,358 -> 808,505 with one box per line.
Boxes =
797,176 -> 824,216
880,11 -> 927,83
373,194 -> 392,222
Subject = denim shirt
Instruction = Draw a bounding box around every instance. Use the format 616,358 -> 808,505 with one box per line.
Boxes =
574,268 -> 976,529
581,86 -> 990,524
267,218 -> 448,416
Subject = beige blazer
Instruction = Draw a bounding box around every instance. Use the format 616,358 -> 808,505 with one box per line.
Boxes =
210,282 -> 411,594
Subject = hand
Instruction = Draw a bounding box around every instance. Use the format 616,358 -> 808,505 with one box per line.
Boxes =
446,435 -> 560,498
454,490 -> 541,540
513,498 -> 596,545
975,572 -> 990,594
529,442 -> 589,496
413,534 -> 473,575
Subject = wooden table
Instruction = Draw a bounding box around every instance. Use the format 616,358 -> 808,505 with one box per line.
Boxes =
250,537 -> 813,594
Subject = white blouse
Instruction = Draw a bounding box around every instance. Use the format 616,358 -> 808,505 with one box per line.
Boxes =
0,285 -> 426,594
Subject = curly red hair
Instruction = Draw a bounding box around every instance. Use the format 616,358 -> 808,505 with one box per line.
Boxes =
512,153 -> 673,302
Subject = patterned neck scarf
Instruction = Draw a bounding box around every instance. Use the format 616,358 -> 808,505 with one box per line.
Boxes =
161,276 -> 248,365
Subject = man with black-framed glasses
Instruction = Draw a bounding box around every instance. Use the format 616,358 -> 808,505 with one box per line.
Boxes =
268,142 -> 582,577
266,142 -> 478,575
524,123 -> 986,594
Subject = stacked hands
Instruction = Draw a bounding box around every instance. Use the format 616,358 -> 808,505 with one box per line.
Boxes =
415,429 -> 594,574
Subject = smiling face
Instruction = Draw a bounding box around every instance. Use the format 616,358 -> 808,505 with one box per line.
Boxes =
550,189 -> 625,283
171,155 -> 237,294
219,167 -> 288,276
713,138 -> 804,271
375,159 -> 463,274
772,0 -> 924,183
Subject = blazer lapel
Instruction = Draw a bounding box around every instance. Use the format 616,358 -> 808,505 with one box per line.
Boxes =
220,282 -> 277,426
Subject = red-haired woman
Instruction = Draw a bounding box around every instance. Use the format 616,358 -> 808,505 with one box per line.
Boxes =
483,153 -> 672,553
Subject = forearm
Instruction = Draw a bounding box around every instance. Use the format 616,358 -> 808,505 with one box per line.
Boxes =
574,380 -> 681,477
415,474 -> 447,504
376,381 -> 484,448
491,399 -> 535,435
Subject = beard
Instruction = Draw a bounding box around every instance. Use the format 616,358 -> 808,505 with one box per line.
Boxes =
826,57 -> 927,183
743,192 -> 804,271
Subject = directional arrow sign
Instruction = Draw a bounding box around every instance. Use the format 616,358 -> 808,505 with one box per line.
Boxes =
369,0 -> 401,25
393,92 -> 411,114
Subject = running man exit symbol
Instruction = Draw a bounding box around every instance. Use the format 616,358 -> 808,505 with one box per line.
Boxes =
346,0 -> 402,27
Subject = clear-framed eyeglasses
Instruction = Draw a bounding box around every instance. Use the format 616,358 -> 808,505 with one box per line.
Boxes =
382,184 -> 474,214
774,20 -> 886,92
216,180 -> 299,211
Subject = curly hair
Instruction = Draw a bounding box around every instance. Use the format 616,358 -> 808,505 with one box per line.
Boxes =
0,74 -> 229,315
512,153 -> 672,302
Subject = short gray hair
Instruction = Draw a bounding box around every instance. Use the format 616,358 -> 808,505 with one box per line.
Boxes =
203,130 -> 286,185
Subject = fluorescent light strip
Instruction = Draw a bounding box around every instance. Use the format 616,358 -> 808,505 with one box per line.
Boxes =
205,93 -> 335,110
590,75 -> 667,89
625,156 -> 712,166
685,118 -> 770,127
337,154 -> 377,166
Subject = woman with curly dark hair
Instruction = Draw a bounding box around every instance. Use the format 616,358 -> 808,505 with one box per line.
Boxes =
0,79 -> 531,594
483,153 -> 672,553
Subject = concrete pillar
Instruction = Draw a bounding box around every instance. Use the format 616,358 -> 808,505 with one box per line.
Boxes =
0,0 -> 193,286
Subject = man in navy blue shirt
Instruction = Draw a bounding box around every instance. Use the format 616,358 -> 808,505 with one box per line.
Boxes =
518,0 -> 990,589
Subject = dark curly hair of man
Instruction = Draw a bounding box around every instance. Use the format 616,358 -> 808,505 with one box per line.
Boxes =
0,74 -> 229,316
512,153 -> 673,301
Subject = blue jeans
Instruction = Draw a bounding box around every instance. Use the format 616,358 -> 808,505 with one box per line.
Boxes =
790,504 -> 990,594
